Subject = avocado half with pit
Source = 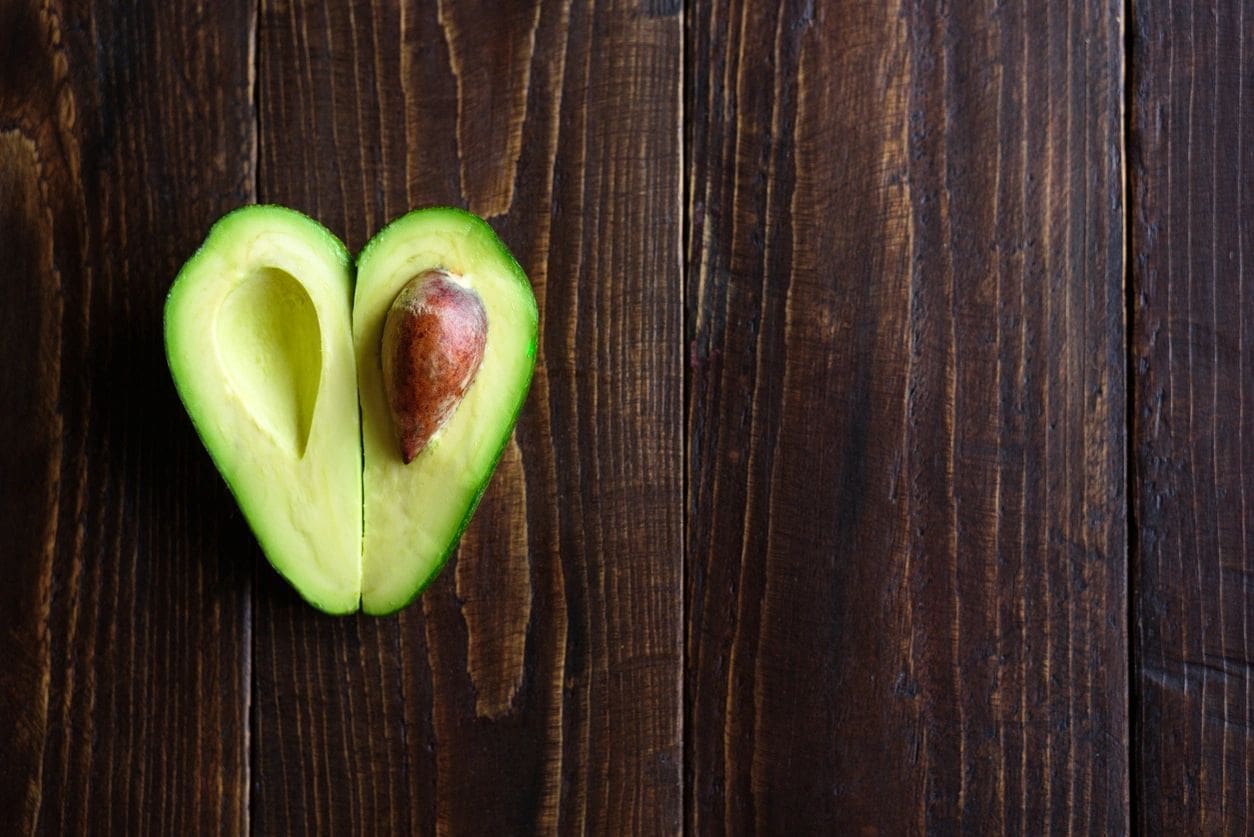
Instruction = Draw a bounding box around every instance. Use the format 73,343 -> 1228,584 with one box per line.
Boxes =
165,205 -> 538,614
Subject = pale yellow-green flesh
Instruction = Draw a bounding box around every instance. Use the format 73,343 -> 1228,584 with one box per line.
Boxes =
166,207 -> 362,614
355,209 -> 536,614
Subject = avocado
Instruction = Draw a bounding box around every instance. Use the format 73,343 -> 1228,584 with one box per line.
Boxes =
354,207 -> 538,615
166,205 -> 536,615
165,205 -> 363,613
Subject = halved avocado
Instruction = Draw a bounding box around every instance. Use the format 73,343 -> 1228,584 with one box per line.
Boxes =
165,205 -> 362,614
354,207 -> 538,615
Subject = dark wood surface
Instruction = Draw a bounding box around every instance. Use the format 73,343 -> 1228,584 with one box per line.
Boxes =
250,0 -> 682,833
1,0 -> 1251,834
1130,0 -> 1254,833
687,1 -> 1127,833
0,0 -> 255,832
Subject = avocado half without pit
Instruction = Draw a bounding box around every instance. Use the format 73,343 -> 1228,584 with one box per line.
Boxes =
165,205 -> 538,615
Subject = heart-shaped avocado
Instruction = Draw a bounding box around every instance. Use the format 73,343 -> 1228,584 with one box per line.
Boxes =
165,205 -> 538,614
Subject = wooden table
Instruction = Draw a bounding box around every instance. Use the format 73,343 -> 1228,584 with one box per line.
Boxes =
1,0 -> 1248,833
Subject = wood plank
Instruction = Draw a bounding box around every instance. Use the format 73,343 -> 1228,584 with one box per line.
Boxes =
252,0 -> 683,832
0,0 -> 255,832
1130,1 -> 1254,831
686,1 -> 1127,831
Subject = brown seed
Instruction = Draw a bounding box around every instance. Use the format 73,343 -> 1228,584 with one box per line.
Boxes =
381,269 -> 487,463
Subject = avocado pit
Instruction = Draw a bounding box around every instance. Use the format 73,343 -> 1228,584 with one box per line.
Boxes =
381,269 -> 487,463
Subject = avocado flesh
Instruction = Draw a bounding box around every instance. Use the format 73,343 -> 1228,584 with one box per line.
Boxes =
165,205 -> 362,614
354,207 -> 538,615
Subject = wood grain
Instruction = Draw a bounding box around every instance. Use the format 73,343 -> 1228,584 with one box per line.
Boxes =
253,0 -> 682,833
1130,1 -> 1254,832
0,0 -> 255,832
457,438 -> 532,719
10,0 -> 1254,829
687,1 -> 1128,832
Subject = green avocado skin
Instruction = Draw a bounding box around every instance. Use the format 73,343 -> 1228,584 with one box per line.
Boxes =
165,204 -> 361,615
355,206 -> 539,616
166,204 -> 537,616
367,375 -> 533,617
